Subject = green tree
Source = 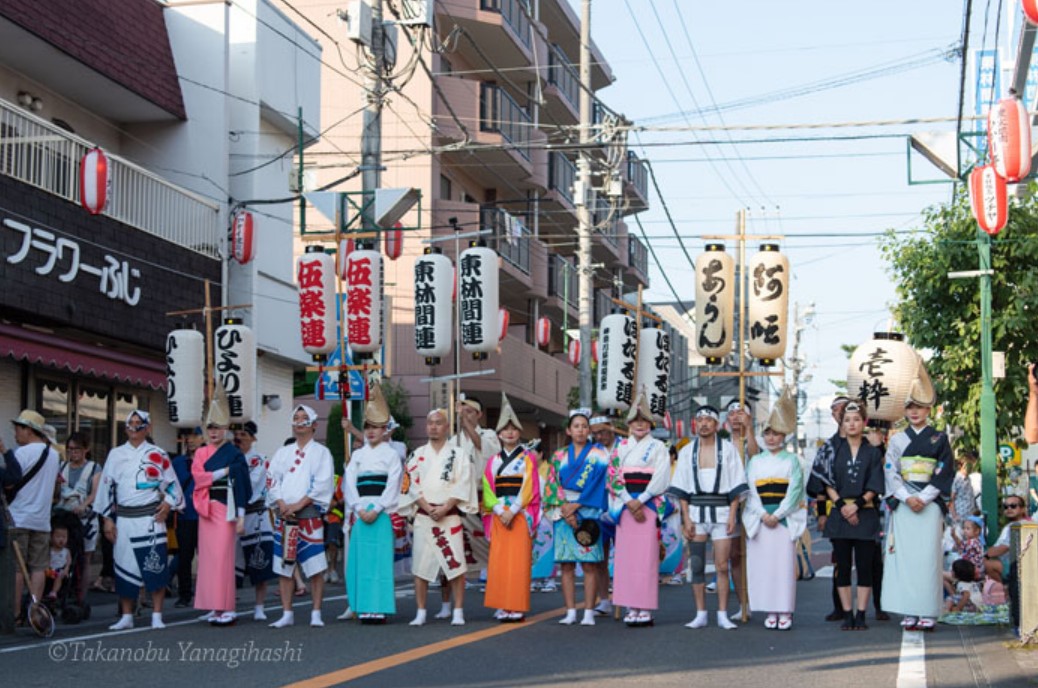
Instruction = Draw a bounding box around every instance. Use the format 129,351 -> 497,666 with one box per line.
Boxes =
381,377 -> 413,443
326,403 -> 345,474
879,184 -> 1038,451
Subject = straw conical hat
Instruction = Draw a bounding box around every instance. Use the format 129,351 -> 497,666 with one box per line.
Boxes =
205,382 -> 231,428
626,387 -> 656,425
765,387 -> 797,435
905,358 -> 936,407
364,382 -> 391,427
495,392 -> 522,432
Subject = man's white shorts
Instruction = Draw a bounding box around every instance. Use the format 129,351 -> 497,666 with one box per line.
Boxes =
693,522 -> 734,540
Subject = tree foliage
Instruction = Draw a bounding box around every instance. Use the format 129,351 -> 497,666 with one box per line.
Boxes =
879,184 -> 1038,451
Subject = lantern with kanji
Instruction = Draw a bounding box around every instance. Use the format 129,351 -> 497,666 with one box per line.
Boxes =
694,244 -> 735,364
536,317 -> 551,348
635,326 -> 671,420
988,96 -> 1032,182
747,244 -> 789,366
214,318 -> 256,423
458,244 -> 499,356
969,164 -> 1008,236
231,210 -> 256,265
1026,0 -> 1038,26
165,329 -> 205,429
297,246 -> 337,361
79,147 -> 110,215
414,248 -> 453,363
596,313 -> 636,411
384,225 -> 404,261
345,248 -> 383,356
567,338 -> 581,367
846,332 -> 925,425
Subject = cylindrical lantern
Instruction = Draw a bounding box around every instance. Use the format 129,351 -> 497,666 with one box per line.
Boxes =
635,326 -> 671,420
336,238 -> 356,280
675,418 -> 685,438
846,332 -> 924,425
694,244 -> 735,364
231,210 -> 256,265
214,318 -> 256,423
567,338 -> 581,367
747,244 -> 789,366
663,411 -> 673,431
988,96 -> 1032,182
591,339 -> 599,364
384,225 -> 404,261
969,164 -> 1008,236
536,316 -> 551,348
498,308 -> 510,343
165,329 -> 205,429
458,245 -> 499,354
297,246 -> 337,361
414,249 -> 452,363
79,147 -> 110,215
596,313 -> 636,411
345,249 -> 383,355
1026,0 -> 1038,26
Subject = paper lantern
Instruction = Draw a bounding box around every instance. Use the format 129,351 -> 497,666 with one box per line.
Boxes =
747,244 -> 789,366
414,249 -> 453,362
231,210 -> 256,265
1026,0 -> 1038,26
846,332 -> 925,424
969,164 -> 1008,236
596,313 -> 636,411
214,318 -> 256,423
988,96 -> 1032,182
567,338 -> 581,367
662,411 -> 672,431
635,326 -> 671,420
345,249 -> 383,355
79,147 -> 110,215
297,247 -> 337,360
694,244 -> 735,364
458,245 -> 499,354
536,317 -> 551,348
384,225 -> 404,261
337,237 -> 356,279
165,329 -> 205,429
498,308 -> 510,342
591,339 -> 599,364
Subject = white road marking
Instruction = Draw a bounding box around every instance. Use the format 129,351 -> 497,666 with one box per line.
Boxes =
897,630 -> 927,688
816,565 -> 834,578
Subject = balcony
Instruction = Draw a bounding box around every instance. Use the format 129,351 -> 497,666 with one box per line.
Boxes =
480,0 -> 532,49
0,98 -> 220,257
544,46 -> 579,123
439,0 -> 537,76
547,253 -> 578,317
626,234 -> 649,288
480,83 -> 531,160
624,150 -> 650,212
481,205 -> 530,274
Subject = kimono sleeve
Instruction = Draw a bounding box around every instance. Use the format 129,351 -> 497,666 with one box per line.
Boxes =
641,441 -> 672,504
229,452 -> 252,516
863,445 -> 886,499
377,451 -> 403,514
723,442 -> 749,503
482,460 -> 500,515
883,434 -> 911,502
772,454 -> 805,522
666,444 -> 694,502
94,453 -> 117,519
342,454 -> 361,513
918,433 -> 955,505
541,450 -> 566,520
265,447 -> 287,507
450,446 -> 478,514
397,451 -> 422,517
157,449 -> 184,511
306,446 -> 335,512
741,455 -> 766,538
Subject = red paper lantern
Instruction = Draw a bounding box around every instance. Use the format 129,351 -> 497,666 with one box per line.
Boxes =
536,317 -> 551,348
498,308 -> 510,342
988,96 -> 1032,182
675,418 -> 685,438
567,338 -> 581,367
1024,0 -> 1038,26
345,249 -> 383,355
591,339 -> 599,364
969,164 -> 1008,236
663,411 -> 673,431
297,247 -> 337,360
231,210 -> 256,265
79,147 -> 110,215
384,224 -> 404,261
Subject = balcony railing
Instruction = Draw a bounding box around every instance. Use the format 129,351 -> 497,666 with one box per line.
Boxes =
481,205 -> 530,274
548,254 -> 578,309
0,99 -> 220,257
480,0 -> 532,49
479,83 -> 531,160
628,235 -> 648,276
548,151 -> 576,205
591,195 -> 618,246
626,150 -> 649,201
594,289 -> 614,323
547,46 -> 580,112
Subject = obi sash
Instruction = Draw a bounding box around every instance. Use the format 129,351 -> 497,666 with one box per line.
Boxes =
622,469 -> 653,499
118,501 -> 161,518
900,456 -> 936,491
756,478 -> 788,514
690,439 -> 726,522
357,472 -> 389,498
494,474 -> 523,498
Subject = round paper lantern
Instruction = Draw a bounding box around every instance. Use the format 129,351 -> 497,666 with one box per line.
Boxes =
336,238 -> 356,279
214,318 -> 256,423
596,313 -> 636,411
988,96 -> 1032,182
567,338 -> 581,367
846,332 -> 925,424
694,244 -> 735,364
458,245 -> 499,354
635,326 -> 671,420
414,249 -> 453,363
1026,0 -> 1038,25
231,210 -> 256,265
536,317 -> 551,348
591,339 -> 599,364
345,249 -> 383,355
747,244 -> 789,366
969,164 -> 1008,236
79,147 -> 110,215
662,411 -> 673,431
498,308 -> 510,343
384,225 -> 404,261
165,329 -> 205,429
297,246 -> 337,361
675,418 -> 685,438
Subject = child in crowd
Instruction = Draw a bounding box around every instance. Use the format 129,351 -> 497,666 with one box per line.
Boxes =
945,560 -> 981,613
945,515 -> 985,595
45,525 -> 72,601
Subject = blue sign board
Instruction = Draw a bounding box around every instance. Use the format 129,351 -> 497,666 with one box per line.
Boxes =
973,48 -> 1002,159
313,295 -> 366,400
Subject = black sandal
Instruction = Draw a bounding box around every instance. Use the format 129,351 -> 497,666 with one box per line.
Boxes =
840,611 -> 855,631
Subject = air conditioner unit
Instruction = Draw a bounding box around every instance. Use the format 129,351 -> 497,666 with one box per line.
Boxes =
288,168 -> 317,193
345,0 -> 372,47
398,0 -> 433,27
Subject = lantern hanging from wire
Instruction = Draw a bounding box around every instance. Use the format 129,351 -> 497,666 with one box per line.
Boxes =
747,244 -> 790,366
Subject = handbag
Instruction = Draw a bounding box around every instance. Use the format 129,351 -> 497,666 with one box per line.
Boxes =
574,518 -> 600,547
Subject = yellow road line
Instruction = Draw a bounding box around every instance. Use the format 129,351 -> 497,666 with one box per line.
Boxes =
283,607 -> 565,688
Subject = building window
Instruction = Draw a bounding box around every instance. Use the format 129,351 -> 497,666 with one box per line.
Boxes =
439,174 -> 453,201
33,374 -> 149,459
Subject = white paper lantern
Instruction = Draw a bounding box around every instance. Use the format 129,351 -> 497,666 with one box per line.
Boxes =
567,338 -> 581,367
297,247 -> 337,360
694,244 -> 735,364
846,332 -> 924,424
536,317 -> 551,348
414,249 -> 453,362
165,329 -> 205,429
214,319 -> 256,423
458,245 -> 499,354
596,313 -> 636,411
747,244 -> 789,366
636,326 -> 671,420
345,249 -> 383,355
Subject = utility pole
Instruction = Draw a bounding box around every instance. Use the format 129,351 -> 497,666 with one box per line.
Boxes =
577,0 -> 593,407
977,230 -> 998,543
788,302 -> 815,461
361,0 -> 384,231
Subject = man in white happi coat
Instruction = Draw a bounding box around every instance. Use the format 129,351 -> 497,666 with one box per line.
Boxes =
400,408 -> 478,626
96,410 -> 184,630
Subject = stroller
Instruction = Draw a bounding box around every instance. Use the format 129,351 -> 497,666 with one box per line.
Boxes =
47,509 -> 92,624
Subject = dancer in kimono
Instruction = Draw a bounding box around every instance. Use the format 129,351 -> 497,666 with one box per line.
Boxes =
234,420 -> 275,620
400,408 -> 478,626
343,384 -> 403,623
882,375 -> 954,632
530,447 -> 557,592
669,405 -> 748,630
192,387 -> 251,626
590,415 -> 621,615
267,405 -> 335,628
743,391 -> 806,630
608,392 -> 671,626
96,411 -> 184,630
543,408 -> 610,626
809,401 -> 885,630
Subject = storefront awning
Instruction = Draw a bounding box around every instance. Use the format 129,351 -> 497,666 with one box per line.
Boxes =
0,323 -> 166,390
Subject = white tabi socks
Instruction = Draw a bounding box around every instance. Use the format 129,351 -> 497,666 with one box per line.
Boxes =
558,609 -> 578,625
685,611 -> 708,629
434,602 -> 452,619
269,611 -> 294,628
151,612 -> 165,629
310,610 -> 324,627
451,608 -> 465,626
409,609 -> 427,626
580,609 -> 596,626
254,605 -> 267,621
337,606 -> 355,621
109,614 -> 133,631
717,611 -> 737,630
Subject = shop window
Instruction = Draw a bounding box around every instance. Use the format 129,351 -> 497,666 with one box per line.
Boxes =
35,378 -> 69,443
78,386 -> 111,460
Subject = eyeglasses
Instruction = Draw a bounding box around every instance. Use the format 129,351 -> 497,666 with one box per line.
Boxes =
125,424 -> 147,432
1003,503 -> 1023,510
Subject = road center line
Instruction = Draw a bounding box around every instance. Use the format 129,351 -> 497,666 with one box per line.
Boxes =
897,630 -> 927,688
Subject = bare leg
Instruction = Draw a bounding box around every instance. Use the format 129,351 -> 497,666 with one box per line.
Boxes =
279,576 -> 294,611
729,535 -> 746,608
560,563 -> 576,610
691,535 -> 708,613
414,577 -> 428,610
583,562 -> 598,611
837,586 -> 853,611
450,575 -> 465,610
151,586 -> 165,614
255,581 -> 268,606
855,585 -> 871,613
596,541 -> 611,605
713,538 -> 733,611
310,573 -> 324,611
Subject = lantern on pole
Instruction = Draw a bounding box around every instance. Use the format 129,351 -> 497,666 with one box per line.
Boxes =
79,147 -> 110,215
345,248 -> 383,356
536,317 -> 551,348
694,244 -> 735,364
458,244 -> 499,356
635,326 -> 671,420
596,313 -> 636,411
988,96 -> 1032,182
747,244 -> 789,366
846,332 -> 927,425
1026,0 -> 1038,26
231,210 -> 256,265
567,338 -> 581,367
969,164 -> 1008,236
165,329 -> 205,429
414,248 -> 452,364
214,318 -> 256,423
384,224 -> 404,260
297,246 -> 337,361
